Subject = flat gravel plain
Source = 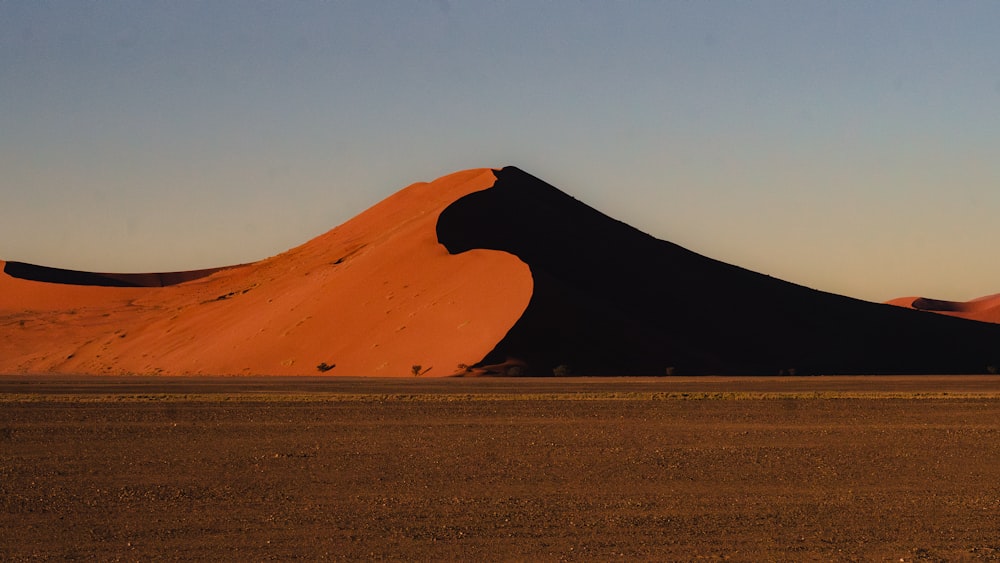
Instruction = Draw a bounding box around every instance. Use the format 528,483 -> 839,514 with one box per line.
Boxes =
3,376 -> 1000,561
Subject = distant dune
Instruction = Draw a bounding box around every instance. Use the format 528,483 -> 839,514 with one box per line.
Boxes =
887,294 -> 1000,324
3,166 -> 1000,376
1,261 -> 233,288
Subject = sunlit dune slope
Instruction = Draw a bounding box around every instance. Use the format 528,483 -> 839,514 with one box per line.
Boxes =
887,294 -> 1000,324
0,168 -> 532,376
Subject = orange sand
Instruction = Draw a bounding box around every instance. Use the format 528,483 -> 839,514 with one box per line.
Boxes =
887,294 -> 1000,324
0,169 -> 532,376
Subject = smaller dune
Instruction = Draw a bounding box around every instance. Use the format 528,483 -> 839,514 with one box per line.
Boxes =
2,261 -> 234,287
887,294 -> 1000,324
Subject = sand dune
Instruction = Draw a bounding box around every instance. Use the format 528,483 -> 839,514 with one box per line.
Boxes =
887,294 -> 1000,324
4,166 -> 1000,376
1,261 -> 231,287
438,167 -> 1000,375
0,169 -> 531,376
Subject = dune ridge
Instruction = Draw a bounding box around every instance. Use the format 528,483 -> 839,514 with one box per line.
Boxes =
2,261 -> 234,287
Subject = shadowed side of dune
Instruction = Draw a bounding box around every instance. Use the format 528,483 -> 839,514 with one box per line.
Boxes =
2,261 -> 233,287
437,166 -> 1000,375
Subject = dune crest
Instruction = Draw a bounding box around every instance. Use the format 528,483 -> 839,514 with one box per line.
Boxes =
0,168 -> 532,376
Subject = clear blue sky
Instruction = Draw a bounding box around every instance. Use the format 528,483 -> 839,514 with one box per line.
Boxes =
3,1 -> 999,302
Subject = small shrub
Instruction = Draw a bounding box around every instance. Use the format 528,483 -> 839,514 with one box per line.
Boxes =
665,366 -> 676,376
552,364 -> 572,377
412,364 -> 422,376
505,365 -> 525,377
316,362 -> 335,373
988,365 -> 999,375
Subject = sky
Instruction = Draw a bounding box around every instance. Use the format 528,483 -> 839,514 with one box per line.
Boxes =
3,1 -> 999,303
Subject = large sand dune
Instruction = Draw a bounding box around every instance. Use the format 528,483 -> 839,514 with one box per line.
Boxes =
3,166 -> 1000,376
0,169 -> 531,376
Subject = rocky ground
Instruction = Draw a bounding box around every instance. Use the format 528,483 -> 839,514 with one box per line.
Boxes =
3,376 -> 1000,561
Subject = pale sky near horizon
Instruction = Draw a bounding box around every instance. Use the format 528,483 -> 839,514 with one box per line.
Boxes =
3,1 -> 999,303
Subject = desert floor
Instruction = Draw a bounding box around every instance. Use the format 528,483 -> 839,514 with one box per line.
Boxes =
3,376 -> 1000,561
